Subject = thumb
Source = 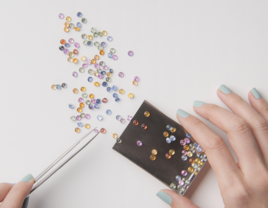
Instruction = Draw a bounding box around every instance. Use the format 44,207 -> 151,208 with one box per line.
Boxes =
156,189 -> 199,208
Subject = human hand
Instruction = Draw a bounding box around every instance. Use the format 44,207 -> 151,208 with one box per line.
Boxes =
156,85 -> 268,207
0,174 -> 34,208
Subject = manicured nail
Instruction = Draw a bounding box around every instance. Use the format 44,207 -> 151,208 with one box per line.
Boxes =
22,197 -> 30,208
219,84 -> 232,94
193,101 -> 205,107
156,191 -> 172,205
251,88 -> 261,99
20,174 -> 33,182
177,109 -> 190,118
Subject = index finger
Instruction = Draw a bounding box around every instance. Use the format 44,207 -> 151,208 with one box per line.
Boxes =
0,183 -> 13,202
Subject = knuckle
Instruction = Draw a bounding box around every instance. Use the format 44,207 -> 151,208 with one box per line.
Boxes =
229,118 -> 250,135
251,118 -> 268,132
206,136 -> 226,152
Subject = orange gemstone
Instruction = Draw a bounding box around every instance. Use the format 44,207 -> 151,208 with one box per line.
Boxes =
74,27 -> 80,31
60,39 -> 66,44
133,120 -> 139,125
100,128 -> 106,134
79,103 -> 85,108
72,58 -> 78,63
141,124 -> 147,130
189,158 -> 194,164
91,59 -> 96,64
73,49 -> 79,55
100,50 -> 105,55
64,22 -> 69,27
165,153 -> 171,159
94,55 -> 100,60
150,155 -> 156,161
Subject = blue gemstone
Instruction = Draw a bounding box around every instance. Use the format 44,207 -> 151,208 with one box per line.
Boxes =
113,93 -> 118,98
166,125 -> 172,130
101,42 -> 107,47
109,69 -> 114,73
97,115 -> 103,121
107,36 -> 113,42
102,82 -> 108,87
88,104 -> 94,109
77,12 -> 83,18
59,46 -> 64,51
106,109 -> 112,115
87,41 -> 92,46
108,52 -> 113,58
112,85 -> 117,91
69,104 -> 74,109
101,71 -> 106,75
77,22 -> 82,28
196,146 -> 202,152
186,133 -> 191,138
115,98 -> 120,102
166,138 -> 171,144
56,84 -> 61,89
88,77 -> 93,82
107,87 -> 112,92
94,104 -> 99,109
194,142 -> 199,147
64,43 -> 70,48
96,99 -> 101,104
77,122 -> 83,127
170,135 -> 176,141
116,115 -> 121,120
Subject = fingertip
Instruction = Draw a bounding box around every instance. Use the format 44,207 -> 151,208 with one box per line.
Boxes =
176,109 -> 190,118
156,190 -> 172,205
20,174 -> 34,184
250,87 -> 262,99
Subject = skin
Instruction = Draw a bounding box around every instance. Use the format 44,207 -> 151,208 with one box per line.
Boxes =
160,86 -> 268,208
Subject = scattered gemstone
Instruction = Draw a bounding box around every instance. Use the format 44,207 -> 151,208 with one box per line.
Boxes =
186,133 -> 192,138
107,36 -> 113,42
76,115 -> 82,121
81,18 -> 87,23
175,175 -> 181,181
85,114 -> 91,119
102,98 -> 108,103
70,116 -> 76,121
77,12 -> 83,18
165,153 -> 171,159
112,133 -> 118,139
115,98 -> 120,102
134,76 -> 140,82
152,149 -> 157,155
169,149 -> 175,155
100,128 -> 106,134
69,104 -> 74,109
120,118 -> 126,124
166,138 -> 171,144
106,109 -> 112,115
107,87 -> 112,92
85,124 -> 90,129
59,13 -> 64,19
127,115 -> 132,121
137,141 -> 142,146
141,124 -> 147,130
112,55 -> 118,60
185,138 -> 190,144
144,111 -> 150,117
116,115 -> 121,120
163,131 -> 169,137
182,150 -> 187,155
170,135 -> 176,141
75,127 -> 80,133
150,155 -> 156,161
180,139 -> 186,146
181,155 -> 187,161
74,42 -> 80,48
113,93 -> 118,98
133,120 -> 139,125
128,51 -> 134,56
97,115 -> 103,121
181,170 -> 187,176
118,72 -> 124,78
77,122 -> 83,127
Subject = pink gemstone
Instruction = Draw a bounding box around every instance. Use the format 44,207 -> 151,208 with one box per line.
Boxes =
128,51 -> 134,56
78,98 -> 84,103
184,138 -> 190,144
74,42 -> 80,48
94,129 -> 99,133
94,63 -> 100,69
72,72 -> 78,77
120,118 -> 126,124
181,170 -> 187,176
112,55 -> 118,60
137,140 -> 142,146
68,38 -> 74,44
103,65 -> 109,70
178,180 -> 184,186
91,99 -> 96,104
127,115 -> 132,121
134,76 -> 140,82
98,74 -> 104,79
180,139 -> 186,146
58,13 -> 64,19
63,49 -> 69,55
118,72 -> 124,78
86,59 -> 91,65
76,116 -> 81,121
85,114 -> 91,119
182,150 -> 187,155
102,98 -> 108,103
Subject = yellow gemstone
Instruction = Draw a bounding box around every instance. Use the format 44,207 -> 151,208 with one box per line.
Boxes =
102,30 -> 107,36
150,155 -> 156,161
188,167 -> 194,173
163,131 -> 169,137
64,27 -> 69,32
81,56 -> 86,62
94,55 -> 100,60
77,108 -> 83,113
72,58 -> 78,63
80,87 -> 86,92
75,127 -> 80,133
169,149 -> 175,155
133,81 -> 138,86
74,27 -> 80,31
94,82 -> 100,87
79,103 -> 85,108
119,89 -> 125,94
151,149 -> 157,155
51,84 -> 56,90
68,52 -> 74,57
91,59 -> 96,64
171,128 -> 177,133
187,151 -> 193,157
66,16 -> 72,22
89,94 -> 94,99
144,111 -> 150,117
200,162 -> 204,166
112,133 -> 118,139
195,172 -> 198,176
73,88 -> 78,94
128,93 -> 134,98
106,72 -> 112,77
183,145 -> 189,150
88,35 -> 93,40
65,22 -> 70,28
85,124 -> 90,129
94,71 -> 98,77
195,158 -> 201,164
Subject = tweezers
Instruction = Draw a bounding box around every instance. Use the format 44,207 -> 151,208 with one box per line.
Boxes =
29,127 -> 99,194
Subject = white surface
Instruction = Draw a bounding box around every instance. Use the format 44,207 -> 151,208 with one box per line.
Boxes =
0,0 -> 267,207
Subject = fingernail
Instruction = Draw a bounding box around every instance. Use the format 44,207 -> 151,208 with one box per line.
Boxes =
22,196 -> 30,208
177,109 -> 190,118
193,101 -> 205,107
20,174 -> 33,182
251,88 -> 261,99
219,84 -> 232,94
156,191 -> 172,205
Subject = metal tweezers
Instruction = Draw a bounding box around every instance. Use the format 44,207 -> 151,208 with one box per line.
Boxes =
29,128 -> 99,194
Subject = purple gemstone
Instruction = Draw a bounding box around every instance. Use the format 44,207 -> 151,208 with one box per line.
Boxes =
134,76 -> 140,82
58,13 -> 64,19
72,72 -> 78,77
120,118 -> 126,124
88,104 -> 94,109
128,51 -> 134,56
85,114 -> 91,119
103,65 -> 109,70
82,63 -> 88,68
182,150 -> 187,155
76,115 -> 81,121
181,170 -> 187,176
63,49 -> 69,55
178,180 -> 184,186
127,115 -> 132,121
94,63 -> 100,69
74,42 -> 80,48
180,139 -> 186,146
118,72 -> 124,78
94,129 -> 99,133
68,38 -> 74,44
112,55 -> 118,60
78,98 -> 84,103
86,59 -> 91,65
91,99 -> 96,104
98,74 -> 104,79
184,138 -> 190,144
137,140 -> 142,146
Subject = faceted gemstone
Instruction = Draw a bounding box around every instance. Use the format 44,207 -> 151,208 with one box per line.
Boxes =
56,84 -> 61,90
189,158 -> 194,164
118,72 -> 124,78
69,104 -> 74,109
74,27 -> 80,31
117,138 -> 122,143
96,99 -> 101,104
94,82 -> 100,87
65,43 -> 70,48
77,12 -> 83,18
88,104 -> 93,109
106,109 -> 112,115
150,155 -> 156,161
107,87 -> 112,92
97,31 -> 102,37
80,87 -> 86,92
94,55 -> 99,60
169,183 -> 176,189
70,116 -> 76,121
80,56 -> 86,62
150,149 -> 157,156
180,139 -> 186,146
79,103 -> 85,108
102,30 -> 107,36
109,69 -> 114,73
73,49 -> 79,55
110,48 -> 116,54
102,82 -> 108,87
102,98 -> 108,103
77,108 -> 83,113
59,13 -> 64,19
103,65 -> 109,70
98,128 -> 105,134
134,76 -> 140,82
93,32 -> 98,37
77,22 -> 82,28
98,74 -> 104,79
59,46 -> 64,51
85,114 -> 91,119
113,93 -> 118,98
72,58 -> 78,64
72,72 -> 78,77
183,145 -> 189,150
101,42 -> 107,47
196,146 -> 203,152
127,115 -> 132,121
77,122 -> 83,127
82,63 -> 88,68
182,150 -> 187,155
101,71 -> 106,75
112,133 -> 118,139
187,151 -> 193,157
91,59 -> 96,64
165,153 -> 171,159
75,127 -> 80,133
144,111 -> 150,117
195,158 -> 201,164
171,128 -> 177,133
181,155 -> 187,161
68,52 -> 74,57
115,98 -> 120,102
116,115 -> 121,120
112,55 -> 118,60
137,140 -> 142,146
166,124 -> 172,130
66,16 -> 71,22
88,77 -> 93,82
166,137 -> 171,144
74,43 -> 80,48
128,51 -> 134,56
76,115 -> 82,121
73,88 -> 79,94
67,57 -> 72,62
107,36 -> 113,42
163,131 -> 169,137
94,63 -> 100,69
186,133 -> 192,138
141,124 -> 147,130
108,52 -> 113,58
181,170 -> 187,176
97,115 -> 103,121
128,93 -> 134,98
94,41 -> 100,47
51,84 -> 56,90
169,149 -> 175,155
120,118 -> 126,124
63,49 -> 69,55
81,34 -> 87,39
82,93 -> 87,98
133,120 -> 139,125
133,81 -> 138,86
94,104 -> 99,109
85,123 -> 90,128
64,27 -> 69,32
175,175 -> 181,181
60,39 -> 66,44
88,94 -> 94,100
194,142 -> 199,147
170,135 -> 176,141
179,180 -> 184,186
69,23 -> 75,29
188,167 -> 194,173
81,18 -> 87,23
91,99 -> 96,104
83,39 -> 88,45
99,61 -> 105,67
100,50 -> 105,55
185,138 -> 190,144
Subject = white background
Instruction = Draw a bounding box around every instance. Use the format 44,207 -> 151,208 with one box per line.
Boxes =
0,0 -> 267,207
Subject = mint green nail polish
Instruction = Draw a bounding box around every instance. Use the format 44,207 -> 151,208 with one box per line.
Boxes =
219,84 -> 232,94
20,174 -> 33,182
156,191 -> 172,205
251,88 -> 261,99
177,109 -> 190,118
193,101 -> 205,107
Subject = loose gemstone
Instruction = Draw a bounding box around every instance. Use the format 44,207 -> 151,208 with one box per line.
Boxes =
170,135 -> 176,141
85,124 -> 90,129
166,138 -> 171,143
60,39 -> 66,44
108,52 -> 113,58
69,104 -> 74,109
182,150 -> 187,155
107,87 -> 112,92
175,175 -> 181,181
150,155 -> 156,161
80,113 -> 85,118
169,149 -> 175,155
72,72 -> 78,77
188,167 -> 194,173
106,72 -> 112,77
113,93 -> 118,98
97,31 -> 102,37
106,77 -> 112,83
98,74 -> 104,79
94,129 -> 99,133
69,23 -> 75,29
59,13 -> 64,19
59,46 -> 64,51
127,115 -> 132,121
101,71 -> 106,75
67,57 -> 72,62
163,131 -> 169,137
77,107 -> 83,113
107,36 -> 113,42
187,151 -> 193,157
181,170 -> 187,176
88,77 -> 93,82
89,94 -> 94,99
94,104 -> 99,109
86,59 -> 91,65
181,155 -> 188,161
102,82 -> 108,87
82,63 -> 88,68
91,99 -> 96,104
94,63 -> 100,69
82,93 -> 87,98
120,118 -> 126,124
63,49 -> 69,55
189,158 -> 194,164
81,18 -> 87,23
183,145 -> 189,150
133,81 -> 138,86
134,76 -> 140,82
196,146 -> 203,152
102,98 -> 108,103
137,140 -> 142,146
73,49 -> 78,54
102,30 -> 107,36
77,122 -> 83,127
112,133 -> 118,139
111,85 -> 117,91
106,109 -> 112,115
115,98 -> 120,102
70,116 -> 76,121
73,88 -> 78,94
101,42 -> 107,48
112,55 -> 118,60
65,43 -> 70,48
144,111 -> 150,117
75,127 -> 80,133
76,115 -> 82,121
80,87 -> 86,92
64,27 -> 69,32
80,103 -> 85,108
97,115 -> 103,121
179,180 -> 184,186
116,115 -> 121,120
109,69 -> 114,73
56,84 -> 61,90
100,128 -> 106,134
165,153 -> 171,159
77,12 -> 83,18
186,133 -> 192,138
51,84 -> 56,90
171,128 -> 176,133
73,58 -> 78,64
185,138 -> 190,144
128,51 -> 134,56
81,34 -> 87,39
133,120 -> 139,125
66,16 -> 71,22
194,142 -> 200,147
151,149 -> 158,155
94,82 -> 100,87
141,124 -> 147,130
116,138 -> 122,143
118,72 -> 124,77
88,104 -> 94,109
77,22 -> 82,28
85,114 -> 91,119
83,40 -> 88,45
74,42 -> 80,48
93,32 -> 98,37
103,65 -> 109,70
180,139 -> 186,146
96,99 -> 101,104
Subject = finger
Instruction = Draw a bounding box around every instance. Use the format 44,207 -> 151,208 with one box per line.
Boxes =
1,174 -> 34,208
176,110 -> 241,188
0,183 -> 13,202
156,190 -> 199,208
217,85 -> 268,163
193,101 -> 263,172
